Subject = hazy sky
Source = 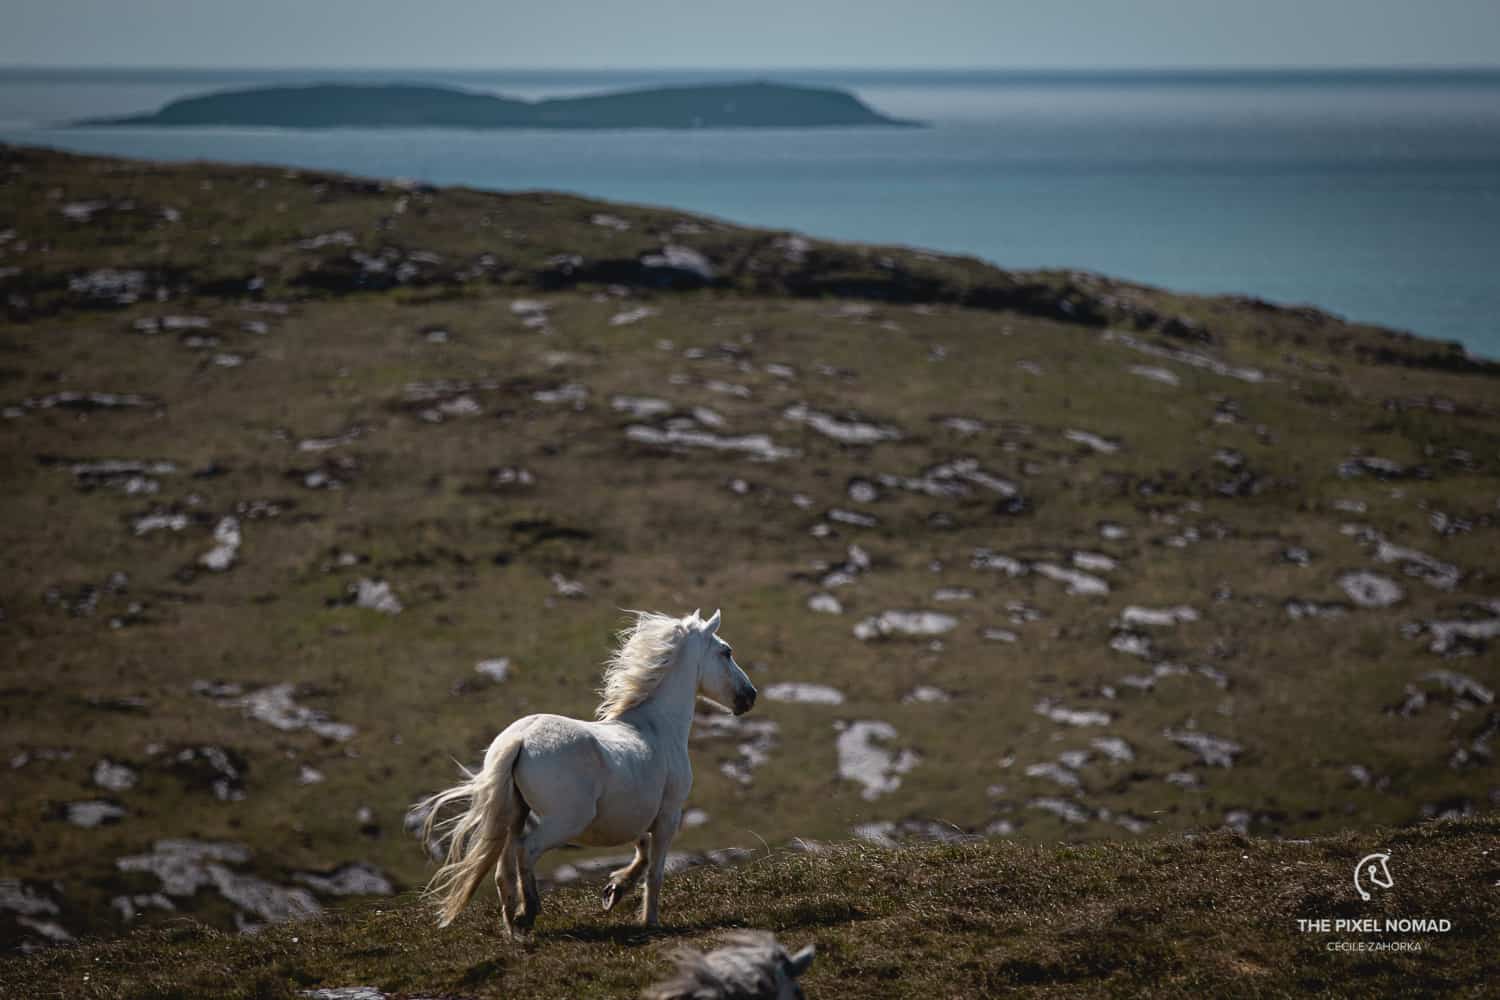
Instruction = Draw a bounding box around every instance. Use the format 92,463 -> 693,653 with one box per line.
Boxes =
4,0 -> 1499,69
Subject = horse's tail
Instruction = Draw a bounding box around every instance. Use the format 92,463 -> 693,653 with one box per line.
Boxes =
415,728 -> 527,927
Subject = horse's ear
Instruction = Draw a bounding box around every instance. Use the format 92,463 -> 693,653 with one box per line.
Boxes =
704,608 -> 721,634
788,944 -> 815,977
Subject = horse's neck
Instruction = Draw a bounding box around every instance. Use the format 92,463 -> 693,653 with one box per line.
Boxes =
621,651 -> 698,747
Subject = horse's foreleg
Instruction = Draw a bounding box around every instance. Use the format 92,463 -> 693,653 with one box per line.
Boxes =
515,806 -> 595,934
601,838 -> 649,912
641,808 -> 682,928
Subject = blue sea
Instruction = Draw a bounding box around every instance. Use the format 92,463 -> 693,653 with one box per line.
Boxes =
3,67 -> 1499,357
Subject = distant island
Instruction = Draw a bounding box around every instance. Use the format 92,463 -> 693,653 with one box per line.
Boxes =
76,81 -> 920,130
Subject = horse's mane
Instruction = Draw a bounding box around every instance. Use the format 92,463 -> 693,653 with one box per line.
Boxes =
596,610 -> 692,720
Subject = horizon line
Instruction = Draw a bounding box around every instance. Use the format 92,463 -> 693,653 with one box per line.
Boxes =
3,62 -> 1500,75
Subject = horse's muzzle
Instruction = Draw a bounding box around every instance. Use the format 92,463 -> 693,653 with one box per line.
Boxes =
733,687 -> 757,715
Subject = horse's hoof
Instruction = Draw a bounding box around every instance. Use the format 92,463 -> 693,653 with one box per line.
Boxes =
600,882 -> 619,912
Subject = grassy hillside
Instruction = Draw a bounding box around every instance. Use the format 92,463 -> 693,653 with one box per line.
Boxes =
6,816 -> 1498,998
0,142 -> 1496,972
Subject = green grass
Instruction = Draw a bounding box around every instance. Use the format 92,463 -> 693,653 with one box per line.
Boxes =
5,816 -> 1497,998
0,142 -> 1497,981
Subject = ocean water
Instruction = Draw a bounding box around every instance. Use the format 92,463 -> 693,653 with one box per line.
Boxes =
3,67 -> 1499,357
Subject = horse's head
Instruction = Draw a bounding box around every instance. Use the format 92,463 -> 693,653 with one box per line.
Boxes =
689,609 -> 756,716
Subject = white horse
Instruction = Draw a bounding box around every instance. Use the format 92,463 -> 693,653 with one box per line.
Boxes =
416,608 -> 757,936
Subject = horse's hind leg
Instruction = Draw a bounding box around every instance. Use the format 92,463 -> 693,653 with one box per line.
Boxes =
601,838 -> 649,912
514,804 -> 595,934
495,790 -> 529,938
495,840 -> 521,934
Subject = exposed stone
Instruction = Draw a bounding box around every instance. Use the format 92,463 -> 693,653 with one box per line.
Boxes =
852,610 -> 958,640
877,458 -> 1018,499
170,745 -> 246,801
625,424 -> 797,461
1165,728 -> 1243,767
835,720 -> 920,800
1420,615 -> 1500,656
351,578 -> 402,614
1120,605 -> 1200,628
1285,599 -> 1348,620
763,682 -> 845,705
1064,429 -> 1120,454
1034,563 -> 1110,596
51,457 -> 176,495
1102,329 -> 1267,383
1025,762 -> 1081,788
1035,700 -> 1112,727
694,714 -> 778,785
292,863 -> 394,897
1130,365 -> 1180,386
1419,670 -> 1494,706
550,573 -> 587,598
783,404 -> 900,445
93,758 -> 138,792
199,517 -> 242,572
1090,736 -> 1136,763
64,800 -> 125,827
475,658 -> 510,682
806,593 -> 843,615
611,395 -> 672,419
1337,571 -> 1404,608
217,684 -> 356,742
1028,797 -> 1090,824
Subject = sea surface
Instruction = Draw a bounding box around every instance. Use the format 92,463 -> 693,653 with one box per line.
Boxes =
3,67 -> 1499,356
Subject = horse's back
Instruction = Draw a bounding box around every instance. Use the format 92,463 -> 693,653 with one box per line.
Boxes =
508,714 -> 667,845
508,714 -> 606,805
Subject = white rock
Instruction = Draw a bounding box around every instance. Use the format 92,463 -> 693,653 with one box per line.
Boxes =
611,395 -> 672,419
782,403 -> 900,445
625,424 -> 797,462
1120,605 -> 1200,628
353,578 -> 402,615
609,306 -> 658,326
1034,563 -> 1110,596
232,684 -> 356,741
1064,429 -> 1119,454
475,658 -> 511,682
199,517 -> 241,572
1337,571 -> 1404,608
1035,699 -> 1112,727
1029,797 -> 1090,823
92,759 -> 138,792
66,800 -> 125,827
1164,728 -> 1243,767
1090,736 -> 1136,762
1130,365 -> 1181,387
835,721 -> 919,800
764,683 -> 845,706
1025,762 -> 1081,789
852,610 -> 958,641
806,593 -> 843,615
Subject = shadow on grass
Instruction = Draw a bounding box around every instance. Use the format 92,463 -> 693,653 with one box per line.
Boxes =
544,917 -> 736,946
545,900 -> 871,947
